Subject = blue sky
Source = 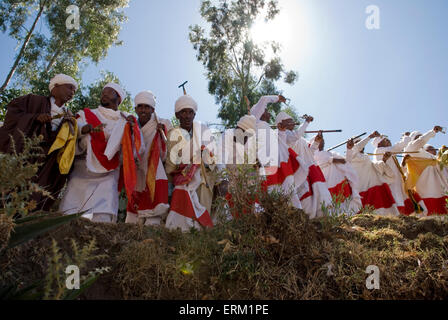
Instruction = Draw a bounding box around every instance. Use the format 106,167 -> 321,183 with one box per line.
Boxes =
0,0 -> 447,154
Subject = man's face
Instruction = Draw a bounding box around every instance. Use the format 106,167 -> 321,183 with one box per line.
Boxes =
51,83 -> 76,104
135,104 -> 154,126
234,127 -> 250,145
425,145 -> 438,156
281,119 -> 295,131
101,87 -> 121,110
176,108 -> 196,131
318,139 -> 325,151
378,138 -> 392,148
260,109 -> 271,123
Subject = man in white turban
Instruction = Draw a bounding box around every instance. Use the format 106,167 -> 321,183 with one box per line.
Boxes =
215,114 -> 259,219
125,91 -> 172,225
250,95 -> 308,212
372,132 -> 418,215
0,73 -> 78,211
165,95 -> 220,231
60,82 -> 140,223
402,126 -> 447,215
346,131 -> 400,216
276,113 -> 332,219
313,132 -> 362,215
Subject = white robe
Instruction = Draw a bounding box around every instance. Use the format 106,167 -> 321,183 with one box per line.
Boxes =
165,122 -> 218,231
403,130 -> 448,215
314,150 -> 362,215
347,137 -> 399,216
283,122 -> 332,218
374,135 -> 412,213
126,115 -> 172,224
59,107 -> 129,221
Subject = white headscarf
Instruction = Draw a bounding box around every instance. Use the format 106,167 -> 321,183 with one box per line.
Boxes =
372,136 -> 386,148
104,83 -> 126,105
49,74 -> 78,92
410,131 -> 422,140
275,111 -> 292,126
175,95 -> 198,113
237,115 -> 256,131
134,91 -> 156,108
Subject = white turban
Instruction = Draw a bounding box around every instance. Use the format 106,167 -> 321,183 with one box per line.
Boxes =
275,111 -> 293,126
134,91 -> 156,108
410,131 -> 422,140
49,74 -> 78,92
237,115 -> 256,132
104,83 -> 126,105
372,135 -> 387,148
175,95 -> 198,113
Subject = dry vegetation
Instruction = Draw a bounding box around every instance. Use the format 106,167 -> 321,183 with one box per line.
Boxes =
1,145 -> 448,300
2,191 -> 448,300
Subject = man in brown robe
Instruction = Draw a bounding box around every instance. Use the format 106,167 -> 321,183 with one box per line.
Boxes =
0,74 -> 78,211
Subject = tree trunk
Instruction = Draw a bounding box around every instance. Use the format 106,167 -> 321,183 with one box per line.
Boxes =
44,44 -> 63,73
0,2 -> 47,93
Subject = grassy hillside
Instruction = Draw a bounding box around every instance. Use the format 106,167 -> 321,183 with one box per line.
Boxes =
2,191 -> 448,300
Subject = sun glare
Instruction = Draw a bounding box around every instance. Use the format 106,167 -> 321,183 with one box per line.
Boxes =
249,0 -> 310,63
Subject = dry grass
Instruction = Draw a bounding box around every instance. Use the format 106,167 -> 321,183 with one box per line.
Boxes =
2,166 -> 448,299
2,194 -> 448,300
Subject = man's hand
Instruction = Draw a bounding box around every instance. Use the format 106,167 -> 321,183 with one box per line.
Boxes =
81,124 -> 93,135
157,123 -> 166,132
369,131 -> 381,139
304,115 -> 314,123
347,139 -> 355,150
434,125 -> 443,133
382,151 -> 392,163
126,115 -> 136,123
333,158 -> 346,164
314,131 -> 323,144
37,113 -> 52,123
401,154 -> 411,167
278,95 -> 287,103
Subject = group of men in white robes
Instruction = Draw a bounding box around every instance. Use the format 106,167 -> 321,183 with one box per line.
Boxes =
272,110 -> 447,217
55,85 -> 448,225
3,73 -> 446,230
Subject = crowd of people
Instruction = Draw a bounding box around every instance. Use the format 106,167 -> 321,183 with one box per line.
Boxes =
0,73 -> 447,231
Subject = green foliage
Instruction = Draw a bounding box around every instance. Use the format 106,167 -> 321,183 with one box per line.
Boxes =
7,211 -> 85,250
43,239 -> 109,300
0,135 -> 107,300
0,134 -> 49,218
0,88 -> 27,121
69,70 -> 134,115
0,71 -> 133,121
0,0 -> 129,92
189,0 -> 298,127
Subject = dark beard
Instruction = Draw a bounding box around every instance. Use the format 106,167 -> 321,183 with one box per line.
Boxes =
101,101 -> 110,107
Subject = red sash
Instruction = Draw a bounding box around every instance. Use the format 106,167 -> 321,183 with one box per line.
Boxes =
83,108 -> 120,171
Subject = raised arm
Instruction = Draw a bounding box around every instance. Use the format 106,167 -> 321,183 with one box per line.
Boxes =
405,128 -> 441,152
250,95 -> 280,120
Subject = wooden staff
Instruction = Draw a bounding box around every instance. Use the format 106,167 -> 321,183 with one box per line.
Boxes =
327,132 -> 367,151
305,130 -> 342,134
154,111 -> 168,144
367,151 -> 420,156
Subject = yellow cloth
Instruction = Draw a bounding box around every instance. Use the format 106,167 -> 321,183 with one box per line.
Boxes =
405,157 -> 438,191
48,119 -> 78,175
